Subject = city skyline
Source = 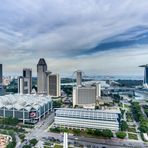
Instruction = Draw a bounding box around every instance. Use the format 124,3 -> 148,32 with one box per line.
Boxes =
0,0 -> 148,76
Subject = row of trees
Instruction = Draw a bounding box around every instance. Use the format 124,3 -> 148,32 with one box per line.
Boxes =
86,129 -> 113,138
131,102 -> 148,133
0,117 -> 19,126
50,127 -> 113,139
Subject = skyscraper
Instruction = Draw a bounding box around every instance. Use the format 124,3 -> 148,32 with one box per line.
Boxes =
18,68 -> 32,94
47,74 -> 61,97
37,58 -> 47,94
139,64 -> 148,88
76,70 -> 82,86
23,68 -> 32,94
0,64 -> 2,84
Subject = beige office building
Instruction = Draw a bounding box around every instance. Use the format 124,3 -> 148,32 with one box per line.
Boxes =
73,86 -> 96,108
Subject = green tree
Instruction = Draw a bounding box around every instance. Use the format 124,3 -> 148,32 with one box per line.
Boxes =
19,134 -> 25,142
139,120 -> 148,133
120,109 -> 125,119
116,131 -> 126,139
6,142 -> 16,148
93,129 -> 102,136
73,129 -> 81,135
29,138 -> 38,146
22,145 -> 31,148
121,120 -> 128,131
102,129 -> 113,138
53,100 -> 62,108
86,129 -> 94,135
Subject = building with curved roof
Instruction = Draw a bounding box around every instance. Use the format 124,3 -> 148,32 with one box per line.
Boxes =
0,94 -> 53,124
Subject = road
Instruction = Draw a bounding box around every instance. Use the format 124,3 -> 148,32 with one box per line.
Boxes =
17,112 -> 55,148
16,111 -> 148,148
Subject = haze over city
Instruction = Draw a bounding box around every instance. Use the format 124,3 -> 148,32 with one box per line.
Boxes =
0,0 -> 148,76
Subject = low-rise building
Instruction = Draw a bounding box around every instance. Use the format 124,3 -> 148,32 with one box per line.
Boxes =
0,94 -> 53,124
54,108 -> 121,131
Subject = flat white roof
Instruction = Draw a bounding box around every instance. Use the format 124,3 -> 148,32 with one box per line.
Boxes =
0,94 -> 52,111
56,108 -> 121,114
55,108 -> 120,121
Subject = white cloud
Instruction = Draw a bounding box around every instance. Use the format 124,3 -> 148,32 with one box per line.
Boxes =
0,0 -> 148,76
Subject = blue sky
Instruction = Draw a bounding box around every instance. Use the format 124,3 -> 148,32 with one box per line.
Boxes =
0,0 -> 148,76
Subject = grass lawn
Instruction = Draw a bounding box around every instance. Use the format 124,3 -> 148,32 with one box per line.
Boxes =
124,104 -> 129,109
128,133 -> 138,140
44,146 -> 51,148
128,127 -> 136,133
54,145 -> 63,148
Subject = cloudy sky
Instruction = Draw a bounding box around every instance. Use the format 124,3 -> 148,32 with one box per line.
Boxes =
0,0 -> 148,77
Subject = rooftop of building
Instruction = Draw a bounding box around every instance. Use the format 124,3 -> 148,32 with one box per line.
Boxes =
139,64 -> 148,67
0,94 -> 52,111
37,58 -> 47,66
55,108 -> 121,114
55,108 -> 120,120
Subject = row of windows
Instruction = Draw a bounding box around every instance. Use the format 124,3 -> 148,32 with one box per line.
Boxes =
55,118 -> 119,126
56,110 -> 119,120
55,120 -> 119,130
55,117 -> 119,130
56,115 -> 118,121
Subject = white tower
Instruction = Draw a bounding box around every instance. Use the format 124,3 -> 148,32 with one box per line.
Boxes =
63,133 -> 68,148
18,76 -> 24,94
96,82 -> 101,98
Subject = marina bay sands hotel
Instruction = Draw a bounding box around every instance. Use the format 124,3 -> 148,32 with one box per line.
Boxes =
139,64 -> 148,88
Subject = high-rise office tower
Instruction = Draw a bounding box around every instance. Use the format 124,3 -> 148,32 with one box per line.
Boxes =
76,70 -> 82,86
18,68 -> 32,94
23,68 -> 32,94
47,74 -> 61,97
37,58 -> 47,94
139,64 -> 148,88
0,64 -> 2,84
